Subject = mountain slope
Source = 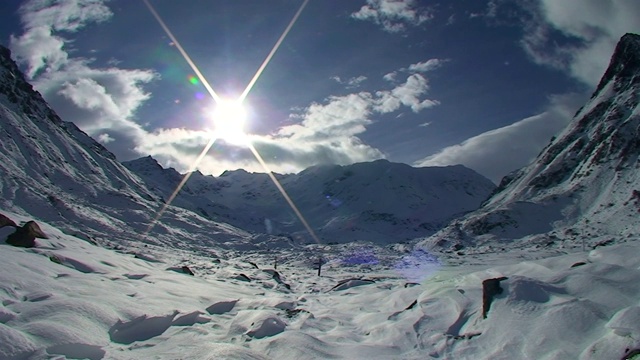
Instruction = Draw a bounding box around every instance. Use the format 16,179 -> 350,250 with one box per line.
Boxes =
0,45 -> 255,251
124,157 -> 497,244
420,33 -> 640,251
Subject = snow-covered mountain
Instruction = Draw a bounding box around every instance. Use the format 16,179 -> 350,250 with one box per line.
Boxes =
3,33 -> 640,360
420,33 -> 640,251
0,42 -> 495,249
0,45 -> 257,251
124,156 -> 496,244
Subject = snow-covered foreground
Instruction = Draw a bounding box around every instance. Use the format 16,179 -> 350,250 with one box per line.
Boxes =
1,211 -> 639,359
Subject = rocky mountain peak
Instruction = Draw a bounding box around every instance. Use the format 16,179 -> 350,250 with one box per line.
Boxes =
0,45 -> 62,125
594,33 -> 640,95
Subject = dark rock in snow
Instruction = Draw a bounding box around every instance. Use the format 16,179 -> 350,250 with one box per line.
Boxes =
622,348 -> 640,360
330,278 -> 375,291
234,273 -> 251,282
0,213 -> 17,228
593,239 -> 614,249
285,308 -> 310,318
482,277 -> 508,319
6,221 -> 48,248
181,266 -> 194,276
571,261 -> 587,268
404,300 -> 418,311
264,269 -> 291,290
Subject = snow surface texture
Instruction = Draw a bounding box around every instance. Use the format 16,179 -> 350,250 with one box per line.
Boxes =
1,212 -> 640,359
420,33 -> 640,252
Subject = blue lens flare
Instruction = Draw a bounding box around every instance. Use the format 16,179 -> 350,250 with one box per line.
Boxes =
341,247 -> 379,265
394,249 -> 441,283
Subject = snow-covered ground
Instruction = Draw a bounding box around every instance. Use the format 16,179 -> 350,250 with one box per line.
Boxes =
2,210 -> 639,359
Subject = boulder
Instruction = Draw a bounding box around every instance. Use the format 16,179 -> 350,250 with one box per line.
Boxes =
6,221 -> 48,248
0,213 -> 17,228
482,277 -> 508,319
181,266 -> 195,276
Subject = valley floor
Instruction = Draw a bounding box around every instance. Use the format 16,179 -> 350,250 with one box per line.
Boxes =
1,211 -> 639,360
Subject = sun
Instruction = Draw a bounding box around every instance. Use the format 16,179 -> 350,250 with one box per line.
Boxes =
210,98 -> 248,145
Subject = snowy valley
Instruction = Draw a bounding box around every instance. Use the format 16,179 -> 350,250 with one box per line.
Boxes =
1,33 -> 640,359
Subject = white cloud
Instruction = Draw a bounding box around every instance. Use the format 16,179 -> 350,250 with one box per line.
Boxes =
331,75 -> 368,89
351,0 -> 433,33
137,72 -> 441,175
414,93 -> 587,183
10,0 -> 112,78
383,72 -> 397,82
97,133 -> 114,144
509,0 -> 640,87
374,74 -> 439,113
407,59 -> 448,73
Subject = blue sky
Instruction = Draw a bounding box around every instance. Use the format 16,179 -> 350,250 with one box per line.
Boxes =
1,0 -> 638,183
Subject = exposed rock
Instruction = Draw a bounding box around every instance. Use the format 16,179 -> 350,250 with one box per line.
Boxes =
452,332 -> 482,340
482,277 -> 508,319
593,239 -> 614,249
404,300 -> 418,311
284,308 -> 310,318
0,213 -> 17,228
622,348 -> 640,360
234,273 -> 251,282
181,266 -> 194,276
5,221 -> 48,248
264,269 -> 291,290
330,278 -> 375,291
571,261 -> 587,268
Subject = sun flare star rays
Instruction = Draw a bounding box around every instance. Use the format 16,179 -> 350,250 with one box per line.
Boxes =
142,0 -> 319,243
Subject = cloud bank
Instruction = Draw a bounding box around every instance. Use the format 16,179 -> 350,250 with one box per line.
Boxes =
490,0 -> 640,87
9,0 -> 444,176
414,93 -> 586,184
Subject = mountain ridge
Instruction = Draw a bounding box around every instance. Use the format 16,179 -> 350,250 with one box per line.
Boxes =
419,33 -> 640,251
124,156 -> 496,244
0,45 -> 258,252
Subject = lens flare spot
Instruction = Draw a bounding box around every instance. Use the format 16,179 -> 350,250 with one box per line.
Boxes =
188,75 -> 199,85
